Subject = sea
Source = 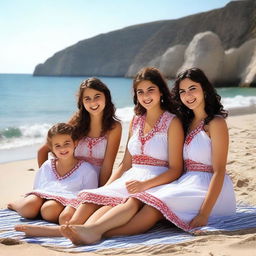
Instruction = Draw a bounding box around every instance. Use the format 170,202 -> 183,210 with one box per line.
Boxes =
0,74 -> 256,163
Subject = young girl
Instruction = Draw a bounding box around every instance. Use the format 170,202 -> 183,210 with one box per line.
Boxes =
93,67 -> 237,238
8,123 -> 98,223
59,67 -> 184,244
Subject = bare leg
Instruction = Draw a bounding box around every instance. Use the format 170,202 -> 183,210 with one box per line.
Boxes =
85,205 -> 113,225
60,198 -> 143,245
58,206 -> 76,225
105,205 -> 163,237
8,195 -> 44,219
40,200 -> 64,223
15,202 -> 100,237
68,203 -> 101,224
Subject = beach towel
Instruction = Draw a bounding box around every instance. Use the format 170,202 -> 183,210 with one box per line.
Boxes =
0,204 -> 256,253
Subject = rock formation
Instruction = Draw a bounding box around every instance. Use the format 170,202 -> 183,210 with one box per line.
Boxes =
33,0 -> 256,86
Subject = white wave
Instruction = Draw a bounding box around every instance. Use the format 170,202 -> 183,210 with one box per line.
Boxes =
222,96 -> 256,109
116,106 -> 134,123
0,123 -> 51,150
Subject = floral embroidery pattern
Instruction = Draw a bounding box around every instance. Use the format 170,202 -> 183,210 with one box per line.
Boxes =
51,159 -> 83,180
184,159 -> 213,173
185,120 -> 204,145
132,155 -> 168,167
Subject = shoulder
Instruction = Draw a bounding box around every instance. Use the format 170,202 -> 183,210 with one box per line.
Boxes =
208,116 -> 227,131
107,120 -> 122,137
40,159 -> 52,169
168,115 -> 182,129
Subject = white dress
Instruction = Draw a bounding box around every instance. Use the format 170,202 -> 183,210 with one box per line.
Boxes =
75,111 -> 175,206
133,120 -> 236,231
27,159 -> 98,208
75,135 -> 107,177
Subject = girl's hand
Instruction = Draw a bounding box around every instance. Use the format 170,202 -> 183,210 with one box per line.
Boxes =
126,180 -> 146,194
189,214 -> 209,228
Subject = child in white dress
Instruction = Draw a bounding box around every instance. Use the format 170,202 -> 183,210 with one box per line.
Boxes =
59,67 -> 184,245
8,123 -> 98,223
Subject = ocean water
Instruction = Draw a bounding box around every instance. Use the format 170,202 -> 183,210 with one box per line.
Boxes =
0,74 -> 256,163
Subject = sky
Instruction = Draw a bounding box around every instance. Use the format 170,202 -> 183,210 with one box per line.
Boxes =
0,0 -> 233,74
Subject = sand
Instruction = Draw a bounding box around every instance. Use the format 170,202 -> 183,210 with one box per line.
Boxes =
0,113 -> 256,255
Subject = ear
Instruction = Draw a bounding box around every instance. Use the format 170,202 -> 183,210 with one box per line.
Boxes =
74,140 -> 78,147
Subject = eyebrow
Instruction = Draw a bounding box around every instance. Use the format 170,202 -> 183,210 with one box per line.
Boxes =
137,86 -> 156,91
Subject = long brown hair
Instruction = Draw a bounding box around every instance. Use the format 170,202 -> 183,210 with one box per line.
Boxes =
69,78 -> 119,140
133,67 -> 175,115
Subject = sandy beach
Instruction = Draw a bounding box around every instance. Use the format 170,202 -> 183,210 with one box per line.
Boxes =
0,113 -> 256,256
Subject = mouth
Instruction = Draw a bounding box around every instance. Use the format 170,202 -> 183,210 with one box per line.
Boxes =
143,99 -> 153,105
60,151 -> 69,156
186,99 -> 196,104
90,105 -> 100,111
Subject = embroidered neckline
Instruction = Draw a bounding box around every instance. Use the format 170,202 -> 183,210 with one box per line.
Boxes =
51,158 -> 83,180
185,120 -> 204,145
139,111 -> 166,139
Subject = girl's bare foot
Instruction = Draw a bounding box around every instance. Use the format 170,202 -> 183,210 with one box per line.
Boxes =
60,224 -> 101,245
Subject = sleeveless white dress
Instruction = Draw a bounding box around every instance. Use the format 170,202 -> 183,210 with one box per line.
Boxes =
27,159 -> 98,208
133,120 -> 236,231
75,111 -> 175,207
75,135 -> 107,177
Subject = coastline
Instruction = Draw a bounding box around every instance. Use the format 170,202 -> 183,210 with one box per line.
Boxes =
0,112 -> 256,255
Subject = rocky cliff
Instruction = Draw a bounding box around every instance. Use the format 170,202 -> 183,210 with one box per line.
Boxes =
34,0 -> 256,86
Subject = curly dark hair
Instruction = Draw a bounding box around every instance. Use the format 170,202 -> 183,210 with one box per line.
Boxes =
171,67 -> 228,133
69,78 -> 119,140
47,123 -> 75,148
133,67 -> 175,115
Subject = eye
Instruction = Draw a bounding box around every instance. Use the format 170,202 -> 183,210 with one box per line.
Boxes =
179,90 -> 185,94
84,97 -> 90,102
189,86 -> 197,91
148,88 -> 155,93
137,90 -> 143,95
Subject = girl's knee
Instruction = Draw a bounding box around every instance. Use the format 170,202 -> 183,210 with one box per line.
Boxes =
127,198 -> 143,209
59,208 -> 75,225
18,196 -> 44,219
40,201 -> 64,223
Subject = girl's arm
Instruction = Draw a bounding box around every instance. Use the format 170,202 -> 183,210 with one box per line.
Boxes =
105,120 -> 133,185
190,117 -> 228,228
126,117 -> 184,193
37,143 -> 50,168
99,121 -> 122,186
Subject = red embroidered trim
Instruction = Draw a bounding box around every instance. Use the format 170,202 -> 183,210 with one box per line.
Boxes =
84,136 -> 106,148
27,192 -> 79,208
184,159 -> 213,173
77,192 -> 123,206
185,120 -> 204,145
77,190 -> 193,231
132,155 -> 168,167
78,156 -> 103,167
138,112 -> 174,153
51,159 -> 84,180
132,192 -> 192,231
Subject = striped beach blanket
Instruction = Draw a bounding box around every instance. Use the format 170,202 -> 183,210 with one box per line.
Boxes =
0,204 -> 256,253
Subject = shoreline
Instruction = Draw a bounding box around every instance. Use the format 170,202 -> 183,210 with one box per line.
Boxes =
1,105 -> 255,165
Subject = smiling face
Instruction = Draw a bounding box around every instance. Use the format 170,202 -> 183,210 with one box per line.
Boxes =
179,78 -> 205,111
82,88 -> 106,116
51,134 -> 76,160
136,80 -> 162,111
